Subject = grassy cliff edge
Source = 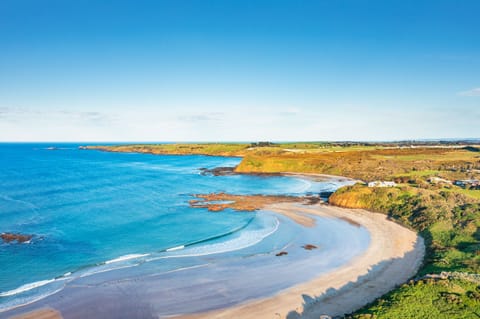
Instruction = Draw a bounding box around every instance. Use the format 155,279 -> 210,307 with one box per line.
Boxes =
84,143 -> 480,318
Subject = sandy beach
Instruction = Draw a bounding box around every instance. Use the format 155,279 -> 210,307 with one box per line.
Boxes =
8,308 -> 62,319
180,202 -> 425,319
4,201 -> 424,319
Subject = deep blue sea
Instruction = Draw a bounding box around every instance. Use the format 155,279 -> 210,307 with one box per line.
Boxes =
0,143 -> 363,313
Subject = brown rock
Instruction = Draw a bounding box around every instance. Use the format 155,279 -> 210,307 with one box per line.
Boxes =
1,233 -> 33,243
189,192 -> 303,212
199,167 -> 236,176
275,251 -> 288,256
302,244 -> 318,250
207,205 -> 228,212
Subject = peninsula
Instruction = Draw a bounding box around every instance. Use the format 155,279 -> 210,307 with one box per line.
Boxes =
81,141 -> 480,318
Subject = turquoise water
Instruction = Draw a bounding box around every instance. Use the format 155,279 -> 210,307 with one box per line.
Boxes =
0,144 -> 360,313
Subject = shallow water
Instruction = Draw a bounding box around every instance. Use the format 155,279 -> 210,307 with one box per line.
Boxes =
0,143 -> 362,313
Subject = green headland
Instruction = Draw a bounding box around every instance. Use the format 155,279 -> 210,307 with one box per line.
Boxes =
84,142 -> 480,318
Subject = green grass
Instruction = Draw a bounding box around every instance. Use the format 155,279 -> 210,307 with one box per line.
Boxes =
331,184 -> 480,275
86,142 -> 480,318
85,143 -> 250,156
349,279 -> 480,319
393,170 -> 441,177
447,188 -> 480,200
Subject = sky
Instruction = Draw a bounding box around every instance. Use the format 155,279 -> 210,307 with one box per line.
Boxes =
1,0 -> 479,142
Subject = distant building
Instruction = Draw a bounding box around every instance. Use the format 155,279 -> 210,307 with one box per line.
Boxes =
454,180 -> 480,188
368,181 -> 397,188
428,177 -> 452,185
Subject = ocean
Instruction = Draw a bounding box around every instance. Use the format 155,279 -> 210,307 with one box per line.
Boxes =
0,143 -> 368,314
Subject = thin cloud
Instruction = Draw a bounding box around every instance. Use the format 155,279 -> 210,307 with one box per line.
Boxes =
0,107 -> 115,125
177,112 -> 224,122
0,106 -> 41,119
0,107 -> 9,117
458,87 -> 480,96
70,111 -> 113,123
278,107 -> 301,116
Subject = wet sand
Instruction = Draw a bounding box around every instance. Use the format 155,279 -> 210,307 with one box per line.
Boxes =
8,308 -> 62,319
4,202 -> 424,319
180,202 -> 425,319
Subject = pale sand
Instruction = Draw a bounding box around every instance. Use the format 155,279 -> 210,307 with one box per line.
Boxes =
8,308 -> 62,319
180,202 -> 425,319
281,172 -> 360,183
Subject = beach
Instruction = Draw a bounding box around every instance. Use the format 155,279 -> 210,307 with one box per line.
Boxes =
180,202 -> 425,319
5,201 -> 424,319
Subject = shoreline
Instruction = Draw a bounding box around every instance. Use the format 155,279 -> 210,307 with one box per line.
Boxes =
3,204 -> 370,319
178,202 -> 425,319
281,172 -> 359,182
5,202 -> 424,319
3,171 -> 425,319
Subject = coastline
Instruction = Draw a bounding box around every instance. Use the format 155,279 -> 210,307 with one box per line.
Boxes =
5,201 -> 424,319
281,172 -> 359,183
2,169 -> 425,319
179,202 -> 425,319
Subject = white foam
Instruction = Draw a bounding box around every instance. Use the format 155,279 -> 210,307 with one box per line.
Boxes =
104,253 -> 150,264
166,245 -> 185,252
148,217 -> 280,260
78,264 -> 139,278
0,287 -> 65,313
291,177 -> 313,193
0,278 -> 60,297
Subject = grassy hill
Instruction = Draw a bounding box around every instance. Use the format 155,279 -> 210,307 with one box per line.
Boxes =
85,142 -> 480,318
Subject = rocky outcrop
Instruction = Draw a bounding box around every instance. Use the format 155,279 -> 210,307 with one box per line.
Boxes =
199,167 -> 236,176
1,233 -> 33,243
189,193 -> 306,212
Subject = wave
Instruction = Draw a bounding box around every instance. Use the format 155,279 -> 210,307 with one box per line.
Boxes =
0,279 -> 58,298
105,253 -> 150,264
174,217 -> 279,257
94,216 -> 257,267
0,214 -> 278,312
78,264 -> 141,279
290,177 -> 313,194
178,216 -> 256,249
71,217 -> 259,280
0,286 -> 66,313
166,245 -> 185,252
0,276 -> 71,312
149,216 -> 280,260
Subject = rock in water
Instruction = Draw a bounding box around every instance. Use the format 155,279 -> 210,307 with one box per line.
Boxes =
1,233 -> 33,243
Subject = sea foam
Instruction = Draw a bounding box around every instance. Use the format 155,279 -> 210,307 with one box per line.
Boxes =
0,279 -> 57,297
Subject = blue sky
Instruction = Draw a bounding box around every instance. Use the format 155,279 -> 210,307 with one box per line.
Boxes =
1,0 -> 479,141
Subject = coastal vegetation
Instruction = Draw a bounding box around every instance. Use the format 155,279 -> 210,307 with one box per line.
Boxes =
348,277 -> 480,319
83,143 -> 251,157
85,142 -> 480,318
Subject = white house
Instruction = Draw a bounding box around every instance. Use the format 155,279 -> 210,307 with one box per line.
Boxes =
368,181 -> 397,188
428,177 -> 452,184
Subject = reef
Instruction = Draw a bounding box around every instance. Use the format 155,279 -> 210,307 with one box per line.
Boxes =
189,192 -> 320,212
1,233 -> 33,243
